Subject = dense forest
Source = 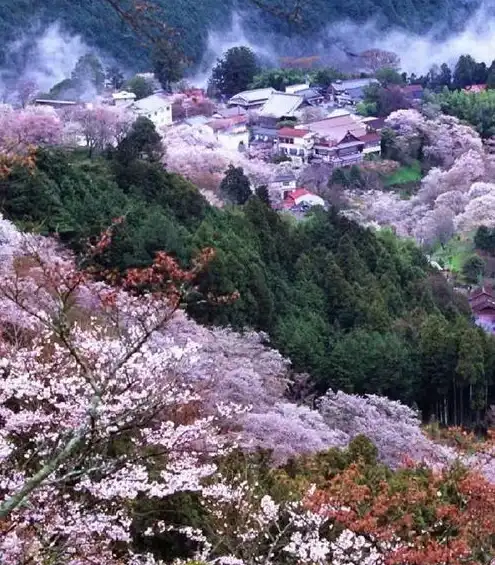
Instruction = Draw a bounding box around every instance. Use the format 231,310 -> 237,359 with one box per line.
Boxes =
0,0 -> 484,71
2,128 -> 494,428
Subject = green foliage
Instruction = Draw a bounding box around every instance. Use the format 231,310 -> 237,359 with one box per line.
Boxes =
106,66 -> 124,90
462,254 -> 485,284
116,117 -> 163,163
356,100 -> 378,116
474,225 -> 495,254
250,68 -> 307,91
125,75 -> 154,100
453,55 -> 487,89
375,67 -> 404,86
434,89 -> 495,138
71,54 -> 105,93
210,47 -> 259,98
152,42 -> 185,90
311,67 -> 346,88
219,165 -> 252,205
1,146 -> 489,425
383,161 -> 422,187
255,185 -> 271,206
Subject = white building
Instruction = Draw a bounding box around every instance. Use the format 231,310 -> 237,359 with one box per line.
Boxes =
131,93 -> 173,127
112,91 -> 136,107
285,83 -> 310,94
282,188 -> 325,209
269,171 -> 297,202
205,116 -> 249,152
277,127 -> 315,166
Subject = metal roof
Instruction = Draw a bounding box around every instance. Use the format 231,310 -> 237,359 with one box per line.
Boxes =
132,93 -> 172,113
260,93 -> 305,118
228,88 -> 276,105
331,78 -> 378,92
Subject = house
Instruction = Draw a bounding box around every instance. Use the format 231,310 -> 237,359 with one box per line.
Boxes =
227,88 -> 277,110
259,92 -> 307,121
213,106 -> 247,119
358,132 -> 381,156
131,93 -> 173,127
294,87 -> 325,106
281,188 -> 325,209
276,127 -> 315,165
312,131 -> 365,166
269,171 -> 297,202
300,109 -> 367,139
400,84 -> 424,100
360,116 -> 386,132
34,99 -> 79,108
205,115 -> 249,151
285,83 -> 310,94
463,84 -> 487,94
112,91 -> 136,107
469,284 -> 495,333
329,78 -> 379,105
251,125 -> 279,143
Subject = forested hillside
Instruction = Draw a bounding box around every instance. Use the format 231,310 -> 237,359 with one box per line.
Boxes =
2,142 -> 492,428
0,0 -> 482,70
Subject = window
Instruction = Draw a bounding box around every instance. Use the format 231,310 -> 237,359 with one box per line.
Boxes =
282,181 -> 290,186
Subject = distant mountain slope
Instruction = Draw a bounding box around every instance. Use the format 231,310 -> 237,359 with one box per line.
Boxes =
0,0 -> 483,71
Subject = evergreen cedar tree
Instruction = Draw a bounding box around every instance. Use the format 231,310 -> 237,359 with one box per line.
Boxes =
220,164 -> 252,204
210,46 -> 259,98
125,75 -> 154,100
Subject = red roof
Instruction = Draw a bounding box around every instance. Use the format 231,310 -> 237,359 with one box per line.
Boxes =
278,127 -> 311,138
470,284 -> 493,300
289,188 -> 311,199
359,132 -> 381,142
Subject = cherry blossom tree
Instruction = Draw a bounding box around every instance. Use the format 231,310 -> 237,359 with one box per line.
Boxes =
68,104 -> 134,156
0,105 -> 63,156
15,78 -> 39,108
0,222 -> 239,563
162,124 -> 274,192
318,391 -> 455,469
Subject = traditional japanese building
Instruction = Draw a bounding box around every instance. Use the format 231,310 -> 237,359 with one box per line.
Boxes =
469,284 -> 495,334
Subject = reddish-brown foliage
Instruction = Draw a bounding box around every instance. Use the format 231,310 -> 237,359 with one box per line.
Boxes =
306,462 -> 495,565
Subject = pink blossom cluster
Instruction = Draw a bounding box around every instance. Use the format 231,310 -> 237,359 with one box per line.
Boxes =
0,229 -> 233,563
162,124 -> 275,193
353,110 -> 495,244
0,104 -> 63,156
61,104 -> 135,151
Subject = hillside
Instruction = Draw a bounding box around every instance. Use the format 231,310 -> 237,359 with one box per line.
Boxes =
0,0 -> 482,71
1,144 -> 490,430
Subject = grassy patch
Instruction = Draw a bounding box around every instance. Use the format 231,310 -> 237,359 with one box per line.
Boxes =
432,234 -> 475,273
383,160 -> 422,187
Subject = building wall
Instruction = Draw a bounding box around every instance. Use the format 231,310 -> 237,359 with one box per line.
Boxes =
475,313 -> 495,333
363,143 -> 381,156
216,129 -> 249,152
137,104 -> 172,127
294,194 -> 325,207
114,97 -> 134,107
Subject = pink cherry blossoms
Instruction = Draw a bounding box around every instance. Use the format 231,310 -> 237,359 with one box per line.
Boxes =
0,225 -> 234,563
0,105 -> 63,159
352,110 -> 495,244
